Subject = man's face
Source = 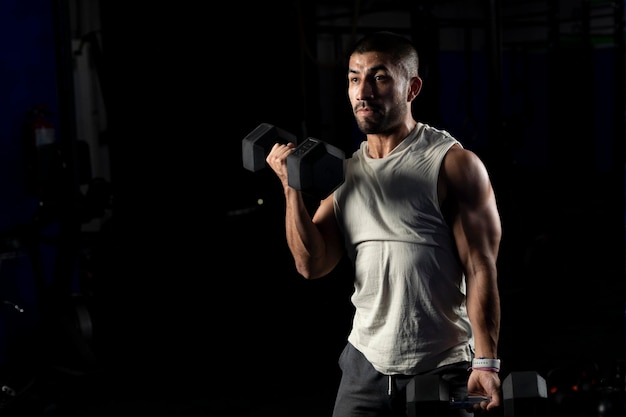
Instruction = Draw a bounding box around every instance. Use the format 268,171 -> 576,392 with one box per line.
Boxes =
347,51 -> 407,134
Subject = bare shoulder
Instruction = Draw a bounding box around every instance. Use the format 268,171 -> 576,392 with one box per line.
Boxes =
442,144 -> 492,194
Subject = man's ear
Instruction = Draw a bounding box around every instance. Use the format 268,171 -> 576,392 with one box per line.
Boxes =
408,76 -> 423,101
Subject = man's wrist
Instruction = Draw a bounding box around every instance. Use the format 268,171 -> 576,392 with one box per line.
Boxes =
471,357 -> 501,372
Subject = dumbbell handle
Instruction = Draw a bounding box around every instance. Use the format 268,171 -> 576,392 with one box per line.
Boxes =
450,396 -> 491,409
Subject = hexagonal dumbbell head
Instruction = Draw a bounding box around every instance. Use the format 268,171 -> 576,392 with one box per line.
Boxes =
286,137 -> 345,200
242,123 -> 298,172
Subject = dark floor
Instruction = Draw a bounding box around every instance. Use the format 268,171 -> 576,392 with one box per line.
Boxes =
0,361 -> 339,416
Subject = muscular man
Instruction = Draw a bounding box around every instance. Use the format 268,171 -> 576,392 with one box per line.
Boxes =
267,31 -> 503,416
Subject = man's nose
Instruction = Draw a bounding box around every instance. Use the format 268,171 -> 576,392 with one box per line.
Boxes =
356,81 -> 374,100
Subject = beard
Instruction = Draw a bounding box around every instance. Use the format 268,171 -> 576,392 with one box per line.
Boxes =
355,118 -> 379,134
354,101 -> 405,135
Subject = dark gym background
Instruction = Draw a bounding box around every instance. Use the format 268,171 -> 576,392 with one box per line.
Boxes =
0,0 -> 623,416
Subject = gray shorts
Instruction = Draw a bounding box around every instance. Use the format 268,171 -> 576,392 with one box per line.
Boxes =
332,342 -> 473,417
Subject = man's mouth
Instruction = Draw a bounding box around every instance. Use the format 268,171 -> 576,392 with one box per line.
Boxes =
356,103 -> 377,114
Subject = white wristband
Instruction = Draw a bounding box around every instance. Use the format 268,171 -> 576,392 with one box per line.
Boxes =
471,358 -> 501,372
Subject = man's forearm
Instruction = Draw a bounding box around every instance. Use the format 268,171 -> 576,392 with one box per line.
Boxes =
284,188 -> 326,279
467,271 -> 501,359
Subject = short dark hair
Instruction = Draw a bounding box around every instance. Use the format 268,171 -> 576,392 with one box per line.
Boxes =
348,31 -> 419,78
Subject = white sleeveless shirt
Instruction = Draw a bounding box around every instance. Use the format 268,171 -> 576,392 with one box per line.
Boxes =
333,122 -> 474,375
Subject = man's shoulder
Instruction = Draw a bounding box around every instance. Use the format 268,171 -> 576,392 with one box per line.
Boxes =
418,123 -> 460,147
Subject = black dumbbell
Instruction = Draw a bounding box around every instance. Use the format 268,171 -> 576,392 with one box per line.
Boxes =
241,123 -> 345,200
406,371 -> 548,417
405,374 -> 484,415
502,371 -> 549,417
